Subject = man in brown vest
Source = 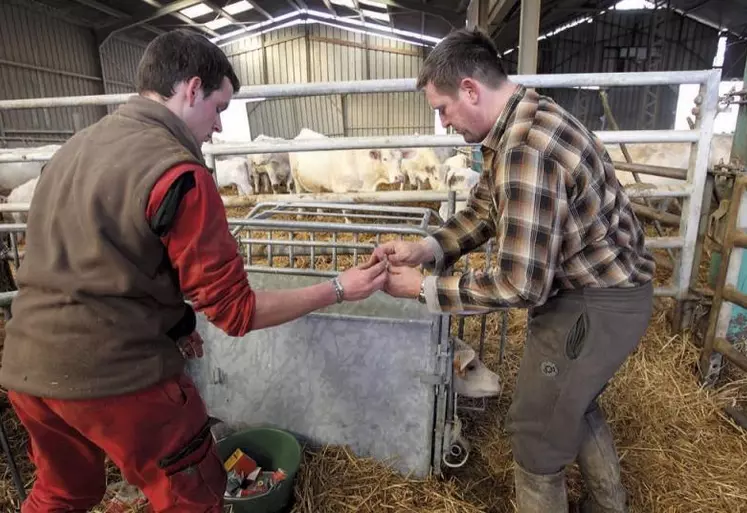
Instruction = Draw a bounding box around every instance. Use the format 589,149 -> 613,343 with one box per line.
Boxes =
0,29 -> 387,512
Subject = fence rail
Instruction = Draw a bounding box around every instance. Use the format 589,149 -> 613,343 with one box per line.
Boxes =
0,69 -> 723,304
0,70 -> 718,111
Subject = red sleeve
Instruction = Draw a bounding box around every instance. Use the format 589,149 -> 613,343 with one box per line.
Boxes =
146,163 -> 256,337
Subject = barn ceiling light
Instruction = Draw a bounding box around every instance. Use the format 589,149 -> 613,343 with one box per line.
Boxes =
206,17 -> 232,30
330,0 -> 356,8
180,3 -> 213,19
224,1 -> 254,15
358,0 -> 386,8
212,8 -> 441,46
361,9 -> 389,22
612,0 -> 656,9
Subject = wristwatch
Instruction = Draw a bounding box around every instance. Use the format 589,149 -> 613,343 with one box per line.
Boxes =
417,277 -> 426,304
332,276 -> 345,303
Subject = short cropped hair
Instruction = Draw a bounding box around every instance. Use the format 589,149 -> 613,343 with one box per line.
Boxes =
136,29 -> 241,99
416,27 -> 507,94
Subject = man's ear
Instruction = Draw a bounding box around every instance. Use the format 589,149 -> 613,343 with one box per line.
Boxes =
185,76 -> 203,107
460,77 -> 479,105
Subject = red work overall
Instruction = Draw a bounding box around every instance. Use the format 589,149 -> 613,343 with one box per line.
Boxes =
9,372 -> 227,512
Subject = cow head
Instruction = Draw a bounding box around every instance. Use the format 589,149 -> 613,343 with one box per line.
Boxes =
370,149 -> 406,184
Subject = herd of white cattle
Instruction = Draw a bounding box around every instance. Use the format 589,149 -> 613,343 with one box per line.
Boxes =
0,129 -> 736,226
0,128 -> 482,224
210,128 -> 481,221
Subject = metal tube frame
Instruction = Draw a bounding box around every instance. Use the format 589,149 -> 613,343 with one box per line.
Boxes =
0,68 -> 724,475
699,174 -> 747,386
0,130 -> 703,163
0,70 -> 719,110
0,68 -> 722,304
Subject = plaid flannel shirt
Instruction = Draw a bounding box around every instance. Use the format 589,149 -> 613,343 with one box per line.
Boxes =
422,85 -> 655,314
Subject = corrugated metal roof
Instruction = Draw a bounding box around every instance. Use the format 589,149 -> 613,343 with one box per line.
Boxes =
17,0 -> 747,56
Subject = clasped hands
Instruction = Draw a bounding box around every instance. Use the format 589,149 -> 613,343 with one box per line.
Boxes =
336,240 -> 431,301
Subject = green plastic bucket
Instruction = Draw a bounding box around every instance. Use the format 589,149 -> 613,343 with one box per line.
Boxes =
216,427 -> 302,513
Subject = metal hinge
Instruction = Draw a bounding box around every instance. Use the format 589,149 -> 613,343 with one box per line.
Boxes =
419,373 -> 445,386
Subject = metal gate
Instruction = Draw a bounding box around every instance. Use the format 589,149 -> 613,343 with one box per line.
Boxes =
0,68 -> 723,477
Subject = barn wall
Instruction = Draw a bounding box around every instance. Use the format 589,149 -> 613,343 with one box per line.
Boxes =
99,36 -> 147,114
0,2 -> 150,147
0,1 -> 107,147
219,23 -> 434,139
499,9 -> 723,131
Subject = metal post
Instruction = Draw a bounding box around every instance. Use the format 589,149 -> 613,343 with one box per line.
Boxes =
676,70 -> 721,303
730,56 -> 747,169
638,1 -> 669,130
466,0 -> 488,30
517,0 -> 541,75
72,112 -> 84,133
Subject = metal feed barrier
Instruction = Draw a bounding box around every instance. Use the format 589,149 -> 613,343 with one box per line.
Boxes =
188,202 -> 472,476
0,69 -> 722,478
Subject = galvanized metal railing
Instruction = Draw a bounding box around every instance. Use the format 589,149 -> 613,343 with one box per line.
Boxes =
0,69 -> 722,304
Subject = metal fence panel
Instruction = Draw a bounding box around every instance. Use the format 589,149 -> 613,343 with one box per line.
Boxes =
188,272 -> 441,478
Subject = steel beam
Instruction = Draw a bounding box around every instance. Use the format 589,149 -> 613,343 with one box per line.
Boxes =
72,0 -> 166,36
99,0 -> 204,37
638,0 -> 669,129
375,0 -> 459,21
321,0 -> 338,16
517,0 -> 540,74
202,1 -> 244,27
352,0 -> 367,25
239,0 -> 272,20
135,0 -> 220,38
486,0 -> 516,35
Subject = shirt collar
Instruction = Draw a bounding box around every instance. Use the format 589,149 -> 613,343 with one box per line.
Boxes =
481,84 -> 527,152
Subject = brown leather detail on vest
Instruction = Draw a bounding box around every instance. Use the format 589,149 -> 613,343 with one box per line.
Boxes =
0,96 -> 205,399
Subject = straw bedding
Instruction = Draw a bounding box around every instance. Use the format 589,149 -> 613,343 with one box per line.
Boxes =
0,199 -> 745,513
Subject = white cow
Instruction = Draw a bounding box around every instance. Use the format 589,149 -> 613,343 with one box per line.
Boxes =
604,133 -> 734,187
400,147 -> 442,191
439,167 -> 481,221
250,134 -> 293,195
452,337 -> 501,398
289,128 -> 406,193
1,176 -> 38,245
214,157 -> 253,196
400,150 -> 473,191
4,176 -> 37,225
442,154 -> 469,171
433,146 -> 458,162
0,145 -> 60,192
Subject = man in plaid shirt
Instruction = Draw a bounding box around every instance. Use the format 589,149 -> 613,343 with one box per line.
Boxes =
374,28 -> 655,513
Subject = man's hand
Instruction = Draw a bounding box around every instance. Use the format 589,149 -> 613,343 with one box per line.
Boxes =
176,331 -> 204,359
338,259 -> 388,301
384,265 -> 424,299
371,240 -> 433,267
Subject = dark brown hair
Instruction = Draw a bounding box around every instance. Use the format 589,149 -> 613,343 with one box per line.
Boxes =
136,29 -> 240,99
416,27 -> 507,94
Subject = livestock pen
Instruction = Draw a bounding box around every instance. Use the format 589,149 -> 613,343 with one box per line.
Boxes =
0,69 -> 746,513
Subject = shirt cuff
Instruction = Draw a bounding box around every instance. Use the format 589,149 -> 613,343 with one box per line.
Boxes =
423,275 -> 443,314
422,236 -> 445,273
